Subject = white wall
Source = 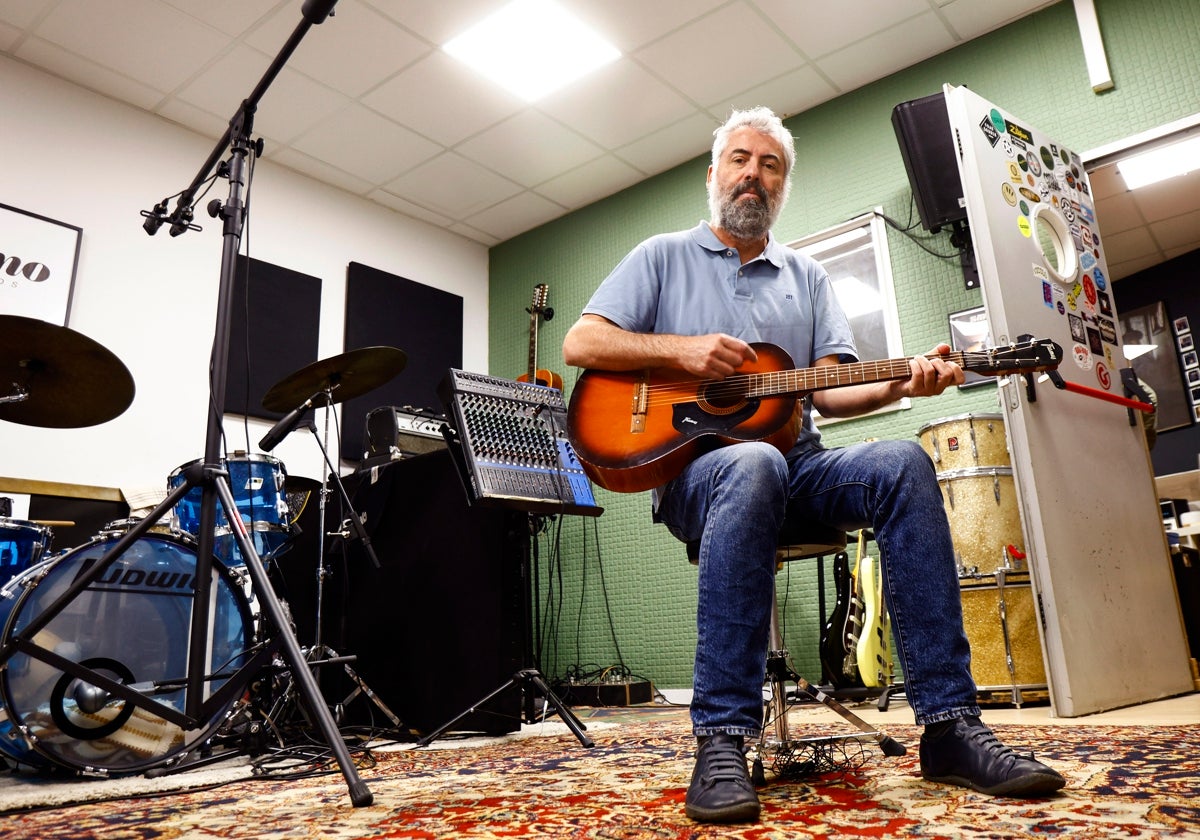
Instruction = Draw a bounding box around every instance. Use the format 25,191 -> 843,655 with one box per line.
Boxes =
0,56 -> 489,497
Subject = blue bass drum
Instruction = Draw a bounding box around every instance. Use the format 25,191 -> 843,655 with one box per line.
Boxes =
0,532 -> 253,773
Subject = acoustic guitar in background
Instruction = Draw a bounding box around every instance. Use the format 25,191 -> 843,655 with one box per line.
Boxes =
517,283 -> 563,390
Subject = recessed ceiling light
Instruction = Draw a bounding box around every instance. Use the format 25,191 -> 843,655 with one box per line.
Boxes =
442,0 -> 621,102
1117,134 -> 1200,190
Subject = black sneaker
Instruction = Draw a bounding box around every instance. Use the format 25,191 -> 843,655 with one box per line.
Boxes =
684,734 -> 761,823
920,715 -> 1066,796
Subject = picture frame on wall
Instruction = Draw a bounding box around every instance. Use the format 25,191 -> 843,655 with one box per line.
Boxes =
948,305 -> 993,388
0,203 -> 82,326
1188,367 -> 1200,386
1121,300 -> 1193,432
1174,316 -> 1190,335
1179,333 -> 1195,352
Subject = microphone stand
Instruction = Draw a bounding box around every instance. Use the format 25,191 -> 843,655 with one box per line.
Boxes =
146,0 -> 371,805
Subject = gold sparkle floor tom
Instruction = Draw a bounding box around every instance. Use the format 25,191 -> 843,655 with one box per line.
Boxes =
918,412 -> 1009,472
959,569 -> 1047,704
938,466 -> 1024,575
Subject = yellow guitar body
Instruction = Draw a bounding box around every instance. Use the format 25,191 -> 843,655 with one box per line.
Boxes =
855,552 -> 894,689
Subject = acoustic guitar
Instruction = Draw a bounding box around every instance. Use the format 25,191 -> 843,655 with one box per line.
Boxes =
517,283 -> 563,390
566,338 -> 1062,493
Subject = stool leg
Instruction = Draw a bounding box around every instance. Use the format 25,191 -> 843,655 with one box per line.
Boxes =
765,579 -> 791,743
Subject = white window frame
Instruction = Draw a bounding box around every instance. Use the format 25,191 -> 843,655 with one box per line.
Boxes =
788,208 -> 909,422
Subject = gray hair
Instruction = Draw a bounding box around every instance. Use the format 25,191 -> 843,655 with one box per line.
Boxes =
710,106 -> 795,215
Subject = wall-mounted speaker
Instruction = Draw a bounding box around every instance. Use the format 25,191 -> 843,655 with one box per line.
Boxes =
891,91 -> 968,234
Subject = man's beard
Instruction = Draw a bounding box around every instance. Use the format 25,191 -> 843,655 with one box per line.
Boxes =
712,181 -> 779,240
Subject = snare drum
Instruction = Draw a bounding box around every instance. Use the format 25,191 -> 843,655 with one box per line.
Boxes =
0,531 -> 253,773
168,453 -> 292,568
959,570 -> 1047,695
938,467 -> 1025,575
917,413 -> 1009,471
0,518 -> 51,588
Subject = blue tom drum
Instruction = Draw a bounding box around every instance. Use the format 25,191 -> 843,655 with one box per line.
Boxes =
0,518 -> 51,589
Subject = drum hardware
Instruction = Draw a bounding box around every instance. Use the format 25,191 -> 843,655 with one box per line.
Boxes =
259,349 -> 405,733
0,1 -> 369,804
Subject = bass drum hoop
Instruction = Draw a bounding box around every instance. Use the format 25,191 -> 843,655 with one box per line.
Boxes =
0,531 -> 255,774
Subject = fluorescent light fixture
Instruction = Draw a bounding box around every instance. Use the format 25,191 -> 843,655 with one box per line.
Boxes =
442,0 -> 620,102
1117,134 -> 1200,190
1123,344 -> 1157,361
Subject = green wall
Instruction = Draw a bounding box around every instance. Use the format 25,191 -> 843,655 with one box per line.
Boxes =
488,0 -> 1200,694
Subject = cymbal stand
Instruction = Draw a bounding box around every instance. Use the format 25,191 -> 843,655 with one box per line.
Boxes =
282,393 -> 398,729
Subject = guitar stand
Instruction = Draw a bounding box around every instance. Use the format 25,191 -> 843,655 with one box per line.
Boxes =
417,668 -> 593,748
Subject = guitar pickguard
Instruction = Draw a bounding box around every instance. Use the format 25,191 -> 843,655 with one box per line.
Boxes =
671,399 -> 760,435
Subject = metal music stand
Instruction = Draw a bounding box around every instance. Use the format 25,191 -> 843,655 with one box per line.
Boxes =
0,0 -> 371,806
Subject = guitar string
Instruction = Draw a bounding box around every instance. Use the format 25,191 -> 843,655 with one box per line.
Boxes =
628,350 -> 1015,407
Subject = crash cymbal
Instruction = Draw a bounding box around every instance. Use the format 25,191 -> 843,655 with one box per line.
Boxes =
0,315 -> 136,428
261,346 -> 406,413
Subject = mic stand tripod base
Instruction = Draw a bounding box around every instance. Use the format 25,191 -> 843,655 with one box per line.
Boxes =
416,668 -> 594,749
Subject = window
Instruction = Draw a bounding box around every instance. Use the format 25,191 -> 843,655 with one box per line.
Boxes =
789,209 -> 908,420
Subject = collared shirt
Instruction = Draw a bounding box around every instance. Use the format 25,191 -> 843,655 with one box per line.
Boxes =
582,221 -> 857,455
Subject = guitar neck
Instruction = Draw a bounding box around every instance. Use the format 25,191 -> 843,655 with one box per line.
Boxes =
527,312 -> 539,381
751,351 -> 969,397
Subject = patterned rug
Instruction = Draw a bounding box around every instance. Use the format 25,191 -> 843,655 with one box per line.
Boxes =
2,709 -> 1199,838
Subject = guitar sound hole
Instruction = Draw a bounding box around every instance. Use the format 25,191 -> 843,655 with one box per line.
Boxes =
698,383 -> 748,414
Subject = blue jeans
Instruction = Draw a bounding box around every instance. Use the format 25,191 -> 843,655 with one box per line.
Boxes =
656,439 -> 981,735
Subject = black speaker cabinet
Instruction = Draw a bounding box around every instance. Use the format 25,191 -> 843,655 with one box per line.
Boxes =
891,91 -> 967,234
281,449 -> 526,735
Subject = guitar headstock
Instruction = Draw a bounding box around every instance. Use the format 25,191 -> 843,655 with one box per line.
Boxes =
529,283 -> 550,317
964,338 -> 1063,375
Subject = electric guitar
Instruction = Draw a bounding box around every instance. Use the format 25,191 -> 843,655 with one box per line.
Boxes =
819,548 -> 865,690
566,338 -> 1062,493
517,283 -> 563,390
856,546 -> 893,689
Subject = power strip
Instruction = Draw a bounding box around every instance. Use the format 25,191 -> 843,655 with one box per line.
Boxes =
560,680 -> 654,707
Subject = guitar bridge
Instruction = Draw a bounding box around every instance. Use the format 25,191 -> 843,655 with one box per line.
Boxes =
630,373 -> 648,433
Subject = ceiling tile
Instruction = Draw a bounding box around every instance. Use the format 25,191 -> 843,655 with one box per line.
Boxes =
561,0 -> 726,52
0,0 -> 57,29
1104,226 -> 1159,262
614,111 -> 717,175
14,35 -> 165,110
1151,209 -> 1200,251
1135,171 -> 1200,222
155,96 -> 235,140
361,50 -> 524,147
465,190 -> 567,240
384,152 -> 524,218
539,59 -> 696,149
245,0 -> 430,98
938,0 -> 1059,40
634,2 -> 805,107
33,0 -> 229,92
447,221 -> 501,246
1094,191 -> 1146,236
707,64 -> 838,123
367,188 -> 455,227
816,12 -> 956,92
535,154 -> 645,209
361,0 -> 504,44
269,146 -> 377,195
158,0 -> 282,38
173,45 -> 351,144
755,0 -> 929,57
290,104 -> 443,183
1088,163 -> 1124,200
456,109 -> 604,188
0,20 -> 20,51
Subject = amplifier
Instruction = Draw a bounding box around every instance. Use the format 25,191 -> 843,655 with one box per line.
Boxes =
438,369 -> 602,517
363,406 -> 448,460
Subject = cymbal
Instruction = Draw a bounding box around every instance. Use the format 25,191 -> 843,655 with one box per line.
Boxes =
262,346 -> 406,413
0,315 -> 136,428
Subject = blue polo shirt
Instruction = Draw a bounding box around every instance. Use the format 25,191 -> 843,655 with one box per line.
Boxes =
582,221 -> 857,455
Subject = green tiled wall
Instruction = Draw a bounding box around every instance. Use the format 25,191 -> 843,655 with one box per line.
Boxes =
489,0 -> 1200,694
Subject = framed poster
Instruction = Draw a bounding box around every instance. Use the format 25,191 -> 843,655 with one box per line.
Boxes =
0,203 -> 82,325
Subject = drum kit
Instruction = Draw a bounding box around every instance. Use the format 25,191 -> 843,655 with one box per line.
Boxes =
0,312 -> 408,776
917,412 -> 1047,703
